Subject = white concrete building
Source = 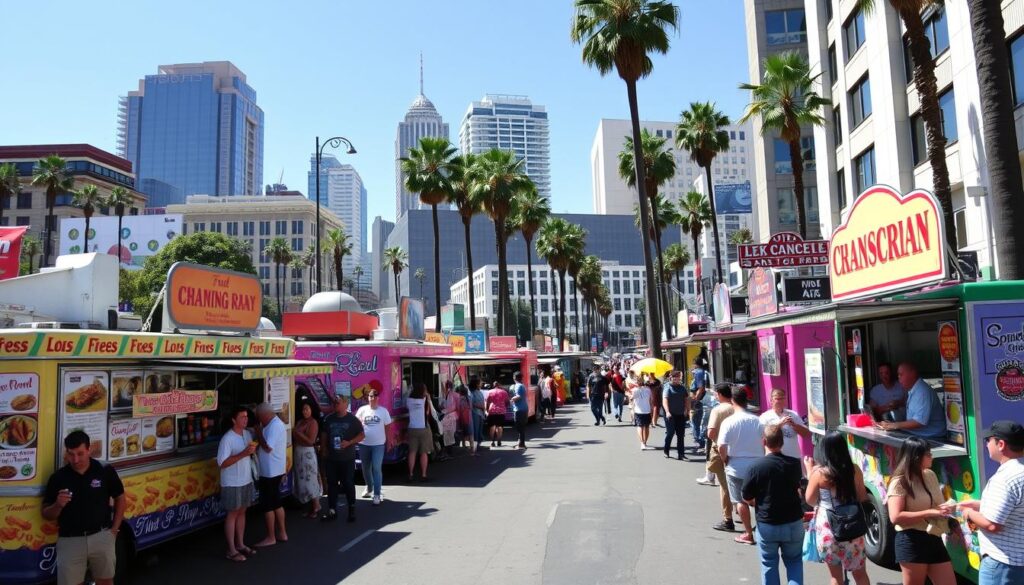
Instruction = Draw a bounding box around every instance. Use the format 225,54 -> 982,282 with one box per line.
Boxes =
166,194 -> 343,302
459,95 -> 551,199
308,155 -> 366,276
590,118 -> 756,217
449,262 -> 697,340
804,0 -> 1024,278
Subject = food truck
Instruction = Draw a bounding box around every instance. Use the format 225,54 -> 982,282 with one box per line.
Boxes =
734,185 -> 1018,583
432,341 -> 540,422
0,262 -> 333,584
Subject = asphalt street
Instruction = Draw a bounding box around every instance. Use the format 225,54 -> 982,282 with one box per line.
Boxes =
129,404 -> 904,585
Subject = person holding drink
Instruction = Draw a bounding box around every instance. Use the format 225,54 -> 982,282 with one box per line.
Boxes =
216,406 -> 258,562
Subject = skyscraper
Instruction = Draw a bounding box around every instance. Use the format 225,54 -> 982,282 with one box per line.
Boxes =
370,216 -> 395,302
458,95 -> 551,199
117,61 -> 264,207
395,56 -> 450,219
308,155 -> 366,275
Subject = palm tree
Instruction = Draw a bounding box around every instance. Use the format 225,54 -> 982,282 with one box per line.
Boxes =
967,0 -> 1024,278
343,277 -> 356,295
620,128 -> 676,339
31,155 -> 74,268
352,265 -> 364,295
576,255 -> 602,346
414,267 -> 426,300
563,223 -> 588,344
470,149 -> 532,335
401,136 -> 456,332
677,190 -> 713,290
383,246 -> 408,307
322,227 -> 352,293
71,184 -> 105,253
676,101 -> 732,281
265,237 -> 292,319
301,246 -> 317,294
537,218 -> 586,347
572,0 -> 679,359
663,242 -> 691,306
447,153 -> 482,330
632,191 -> 677,338
0,163 -> 20,227
106,186 -> 134,266
729,228 -> 753,247
739,55 -> 828,240
511,184 -> 551,332
20,235 -> 41,275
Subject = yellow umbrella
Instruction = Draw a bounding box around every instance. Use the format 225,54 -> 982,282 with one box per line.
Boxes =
629,358 -> 674,378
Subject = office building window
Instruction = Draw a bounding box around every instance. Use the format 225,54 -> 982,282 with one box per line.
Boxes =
777,187 -> 820,226
765,9 -> 806,46
837,168 -> 847,210
613,281 -> 620,294
226,222 -> 238,236
854,146 -> 876,193
211,222 -> 222,233
259,221 -> 270,236
541,299 -> 548,312
624,314 -> 632,327
1011,34 -> 1024,106
259,238 -> 269,254
624,298 -> 632,310
540,280 -> 548,295
243,221 -> 254,236
276,220 -> 287,235
825,0 -> 833,22
849,76 -> 872,127
16,192 -> 31,209
614,298 -> 621,311
773,137 -> 815,174
828,43 -> 838,86
938,87 -> 958,142
291,220 -> 304,234
517,281 -> 525,296
844,9 -> 866,58
194,223 -> 205,232
259,266 -> 270,279
925,8 -> 950,57
832,107 -> 843,146
291,281 -> 303,296
291,267 -> 302,278
291,237 -> 302,252
541,316 -> 549,328
16,216 -> 30,226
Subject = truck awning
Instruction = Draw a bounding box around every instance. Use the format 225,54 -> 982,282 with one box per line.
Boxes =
429,355 -> 522,366
150,359 -> 334,380
743,298 -> 958,330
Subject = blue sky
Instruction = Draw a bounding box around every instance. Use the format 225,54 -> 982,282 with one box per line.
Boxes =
3,0 -> 750,224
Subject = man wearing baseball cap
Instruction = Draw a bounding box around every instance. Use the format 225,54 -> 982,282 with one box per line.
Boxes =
959,420 -> 1024,584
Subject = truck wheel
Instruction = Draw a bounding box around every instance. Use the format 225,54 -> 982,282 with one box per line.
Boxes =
863,493 -> 897,570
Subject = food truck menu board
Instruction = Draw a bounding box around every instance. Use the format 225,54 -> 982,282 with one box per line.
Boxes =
970,302 -> 1024,479
0,373 -> 40,481
62,371 -> 110,460
804,349 -> 827,434
937,321 -> 965,445
108,416 -> 176,461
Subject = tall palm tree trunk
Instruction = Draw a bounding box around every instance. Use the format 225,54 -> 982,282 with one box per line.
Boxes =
45,195 -> 55,268
84,213 -> 91,252
116,214 -> 124,265
626,80 -> 662,358
431,204 -> 442,332
969,0 -> 1024,279
652,225 -> 672,339
525,238 -> 537,333
903,8 -> 956,261
276,262 -> 283,319
494,223 -> 508,335
573,285 -> 580,345
463,218 -> 478,330
675,270 -> 682,305
788,139 -> 808,239
557,269 -> 567,349
703,166 -> 725,284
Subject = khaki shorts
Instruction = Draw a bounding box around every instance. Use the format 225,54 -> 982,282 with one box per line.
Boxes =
407,427 -> 434,455
57,529 -> 116,585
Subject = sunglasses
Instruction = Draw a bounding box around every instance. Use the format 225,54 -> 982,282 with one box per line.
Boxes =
368,393 -> 379,398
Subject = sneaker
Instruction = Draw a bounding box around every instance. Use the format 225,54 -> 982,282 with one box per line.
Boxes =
320,509 -> 337,522
361,488 -> 371,498
372,495 -> 381,506
696,477 -> 717,487
712,519 -> 735,532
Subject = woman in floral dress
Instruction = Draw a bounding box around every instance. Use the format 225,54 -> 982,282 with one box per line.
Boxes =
804,431 -> 871,585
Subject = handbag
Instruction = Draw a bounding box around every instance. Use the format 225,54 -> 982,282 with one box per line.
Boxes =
803,513 -> 823,563
826,502 -> 868,541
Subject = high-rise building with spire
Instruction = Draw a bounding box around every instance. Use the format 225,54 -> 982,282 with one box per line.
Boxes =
394,55 -> 450,219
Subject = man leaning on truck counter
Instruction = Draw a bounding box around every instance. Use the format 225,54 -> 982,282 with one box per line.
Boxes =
42,430 -> 126,585
875,362 -> 946,440
868,362 -> 907,421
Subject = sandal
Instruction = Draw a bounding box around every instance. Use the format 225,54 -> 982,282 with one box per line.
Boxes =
238,546 -> 257,556
226,551 -> 246,562
734,534 -> 756,545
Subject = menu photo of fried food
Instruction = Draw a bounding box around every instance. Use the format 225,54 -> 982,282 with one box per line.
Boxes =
142,435 -> 157,452
10,394 -> 36,412
64,375 -> 107,412
0,415 -> 37,449
110,438 -> 125,458
0,465 -> 16,479
126,434 -> 140,456
144,372 -> 174,394
111,372 -> 143,409
156,417 -> 174,438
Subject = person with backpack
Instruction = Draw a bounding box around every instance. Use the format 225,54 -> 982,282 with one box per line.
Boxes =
610,366 -> 626,422
804,431 -> 872,585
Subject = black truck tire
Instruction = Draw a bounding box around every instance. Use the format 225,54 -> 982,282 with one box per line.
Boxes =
863,491 -> 898,571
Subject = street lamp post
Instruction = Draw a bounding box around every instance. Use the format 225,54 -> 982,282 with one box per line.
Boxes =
314,135 -> 357,293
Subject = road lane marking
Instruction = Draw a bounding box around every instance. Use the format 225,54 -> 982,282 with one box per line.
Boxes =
490,458 -> 500,465
546,503 -> 559,528
338,529 -> 374,553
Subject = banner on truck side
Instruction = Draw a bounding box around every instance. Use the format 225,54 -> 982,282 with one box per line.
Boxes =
0,226 -> 29,281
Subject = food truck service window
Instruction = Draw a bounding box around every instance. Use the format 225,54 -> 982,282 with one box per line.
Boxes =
720,338 -> 760,409
841,309 -> 964,447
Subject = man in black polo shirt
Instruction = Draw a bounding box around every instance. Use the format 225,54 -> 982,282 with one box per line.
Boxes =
741,423 -> 804,585
42,430 -> 126,585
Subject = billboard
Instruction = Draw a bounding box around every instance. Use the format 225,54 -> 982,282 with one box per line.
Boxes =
0,227 -> 28,281
398,297 -> 426,340
714,182 -> 753,214
59,215 -> 182,268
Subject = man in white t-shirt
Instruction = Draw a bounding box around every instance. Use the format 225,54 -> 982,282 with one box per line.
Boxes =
629,377 -> 654,450
758,389 -> 811,460
254,403 -> 287,547
718,390 -> 764,545
959,421 -> 1024,583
